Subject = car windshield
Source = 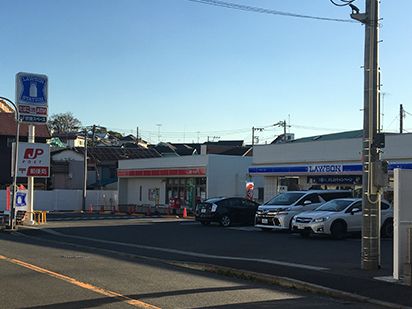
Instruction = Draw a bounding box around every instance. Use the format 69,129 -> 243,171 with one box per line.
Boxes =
315,199 -> 354,212
265,192 -> 306,206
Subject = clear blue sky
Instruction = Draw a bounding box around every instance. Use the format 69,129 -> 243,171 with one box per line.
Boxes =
1,0 -> 411,144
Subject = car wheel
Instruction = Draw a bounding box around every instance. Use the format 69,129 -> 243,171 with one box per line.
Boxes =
330,221 -> 347,240
220,215 -> 232,227
381,219 -> 393,238
200,221 -> 210,226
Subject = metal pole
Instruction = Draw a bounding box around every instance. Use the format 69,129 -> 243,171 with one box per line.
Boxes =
252,127 -> 255,147
283,120 -> 287,142
0,96 -> 20,230
82,128 -> 88,212
361,0 -> 381,270
26,124 -> 35,225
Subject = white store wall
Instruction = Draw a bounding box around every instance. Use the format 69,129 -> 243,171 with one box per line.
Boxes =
125,177 -> 165,205
206,155 -> 252,198
118,155 -> 254,205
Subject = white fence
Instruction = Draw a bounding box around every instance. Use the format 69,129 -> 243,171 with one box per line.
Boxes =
0,190 -> 118,212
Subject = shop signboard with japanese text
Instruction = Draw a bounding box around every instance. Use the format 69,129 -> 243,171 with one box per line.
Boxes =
12,142 -> 50,178
15,72 -> 48,124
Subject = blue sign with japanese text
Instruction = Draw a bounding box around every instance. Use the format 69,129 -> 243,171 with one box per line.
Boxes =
16,72 -> 48,124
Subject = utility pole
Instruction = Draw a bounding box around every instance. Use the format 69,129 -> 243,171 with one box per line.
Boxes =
400,104 -> 404,134
282,120 -> 287,142
273,120 -> 288,143
82,128 -> 88,212
351,0 -> 382,270
252,127 -> 264,147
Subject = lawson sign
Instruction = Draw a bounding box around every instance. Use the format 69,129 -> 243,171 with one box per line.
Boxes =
308,164 -> 343,173
249,162 -> 412,175
249,164 -> 362,175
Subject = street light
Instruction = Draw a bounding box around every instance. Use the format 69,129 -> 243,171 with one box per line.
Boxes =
0,96 -> 20,230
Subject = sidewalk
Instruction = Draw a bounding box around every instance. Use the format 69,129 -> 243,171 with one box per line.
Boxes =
194,257 -> 412,308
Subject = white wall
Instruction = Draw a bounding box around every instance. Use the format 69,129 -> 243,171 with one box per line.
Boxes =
125,177 -> 165,205
52,150 -> 83,162
0,190 -> 118,212
253,133 -> 412,166
393,169 -> 412,280
206,155 -> 252,198
264,176 -> 278,202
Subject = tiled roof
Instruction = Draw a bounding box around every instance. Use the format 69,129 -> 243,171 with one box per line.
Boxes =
0,112 -> 50,138
75,146 -> 161,162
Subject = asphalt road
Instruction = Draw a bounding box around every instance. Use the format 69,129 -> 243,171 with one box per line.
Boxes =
0,217 -> 397,308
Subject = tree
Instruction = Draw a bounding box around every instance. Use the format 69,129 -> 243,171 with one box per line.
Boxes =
108,130 -> 124,140
48,112 -> 82,134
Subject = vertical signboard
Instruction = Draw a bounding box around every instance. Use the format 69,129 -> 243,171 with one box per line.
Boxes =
11,142 -> 50,178
15,72 -> 48,123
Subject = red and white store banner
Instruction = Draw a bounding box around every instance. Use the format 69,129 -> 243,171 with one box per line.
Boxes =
117,167 -> 206,177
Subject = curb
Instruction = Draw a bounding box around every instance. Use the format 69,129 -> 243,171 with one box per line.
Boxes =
171,262 -> 411,309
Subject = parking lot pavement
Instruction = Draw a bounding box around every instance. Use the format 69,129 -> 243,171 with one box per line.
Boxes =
10,219 -> 412,308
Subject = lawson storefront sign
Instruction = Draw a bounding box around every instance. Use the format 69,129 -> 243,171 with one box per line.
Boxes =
249,164 -> 361,175
249,162 -> 412,176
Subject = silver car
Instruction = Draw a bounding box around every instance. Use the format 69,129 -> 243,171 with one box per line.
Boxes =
255,190 -> 352,231
292,198 -> 393,239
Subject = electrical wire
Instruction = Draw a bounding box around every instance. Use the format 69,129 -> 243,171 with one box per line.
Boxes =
188,0 -> 356,23
329,0 -> 356,7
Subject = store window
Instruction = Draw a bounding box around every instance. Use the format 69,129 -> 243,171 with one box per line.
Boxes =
166,177 -> 206,209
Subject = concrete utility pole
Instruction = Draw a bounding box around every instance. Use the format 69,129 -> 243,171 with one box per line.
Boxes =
82,128 -> 88,212
351,0 -> 383,270
400,104 -> 404,134
252,127 -> 264,147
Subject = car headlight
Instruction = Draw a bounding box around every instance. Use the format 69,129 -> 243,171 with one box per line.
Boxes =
313,217 -> 329,223
211,204 -> 218,212
278,207 -> 291,215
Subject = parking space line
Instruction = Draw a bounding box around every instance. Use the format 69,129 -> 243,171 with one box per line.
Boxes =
41,229 -> 329,271
0,255 -> 160,309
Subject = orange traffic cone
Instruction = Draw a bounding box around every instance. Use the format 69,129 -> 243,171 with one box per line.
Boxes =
182,207 -> 187,218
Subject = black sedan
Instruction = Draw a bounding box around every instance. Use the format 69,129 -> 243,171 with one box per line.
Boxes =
195,197 -> 259,227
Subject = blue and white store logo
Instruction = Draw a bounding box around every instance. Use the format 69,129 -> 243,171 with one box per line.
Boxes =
16,72 -> 48,105
307,165 -> 343,173
15,191 -> 27,207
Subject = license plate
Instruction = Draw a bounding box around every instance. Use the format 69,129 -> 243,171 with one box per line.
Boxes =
201,209 -> 206,213
296,224 -> 305,230
262,218 -> 268,224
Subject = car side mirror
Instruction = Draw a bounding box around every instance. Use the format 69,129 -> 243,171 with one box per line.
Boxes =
351,207 -> 361,215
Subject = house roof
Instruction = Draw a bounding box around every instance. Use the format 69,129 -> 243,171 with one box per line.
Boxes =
0,112 -> 50,138
76,146 -> 161,162
288,130 -> 364,144
204,140 -> 244,147
53,132 -> 85,140
219,146 -> 252,156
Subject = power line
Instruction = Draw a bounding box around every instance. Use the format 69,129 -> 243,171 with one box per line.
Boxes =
188,0 -> 356,23
329,0 -> 356,7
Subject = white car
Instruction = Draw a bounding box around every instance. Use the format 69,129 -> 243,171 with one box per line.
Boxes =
254,190 -> 352,231
292,198 -> 393,239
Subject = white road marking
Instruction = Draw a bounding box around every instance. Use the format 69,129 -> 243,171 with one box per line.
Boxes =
39,229 -> 329,271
